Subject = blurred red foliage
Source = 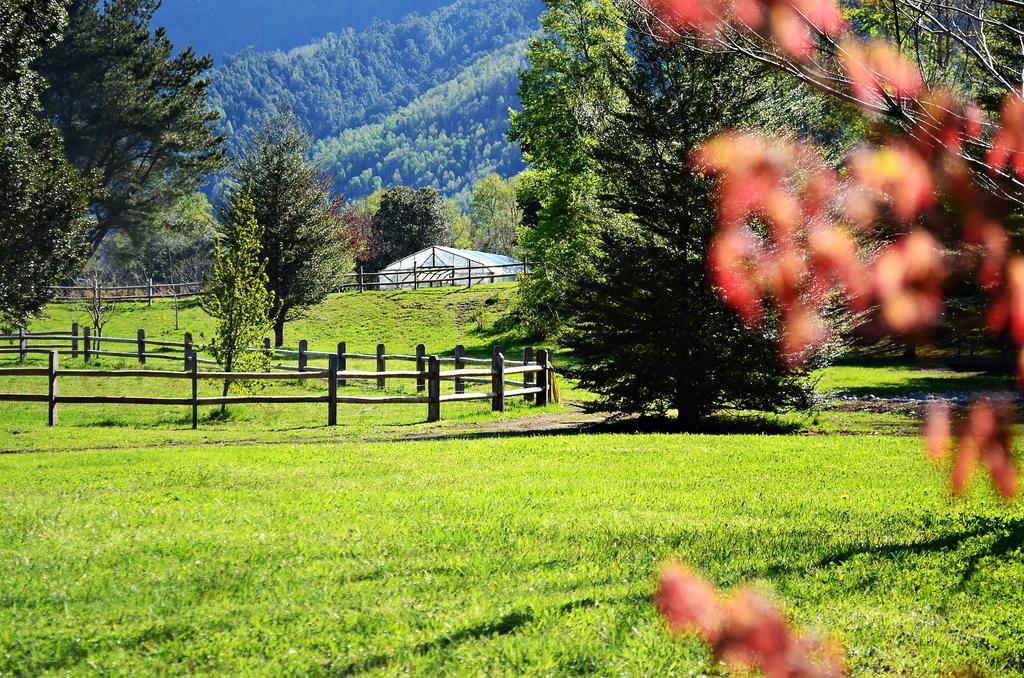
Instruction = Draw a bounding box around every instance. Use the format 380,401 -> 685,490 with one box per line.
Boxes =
988,97 -> 1024,176
927,399 -> 1019,500
656,565 -> 847,677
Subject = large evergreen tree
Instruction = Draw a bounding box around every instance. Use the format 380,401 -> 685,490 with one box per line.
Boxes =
514,0 -> 838,424
36,0 -> 225,252
0,0 -> 91,329
228,115 -> 352,347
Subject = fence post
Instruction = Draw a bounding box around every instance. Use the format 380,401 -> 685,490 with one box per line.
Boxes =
263,338 -> 272,358
48,351 -> 59,427
184,333 -> 193,371
376,343 -> 386,389
413,262 -> 419,290
148,278 -> 154,307
492,350 -> 505,413
71,322 -> 79,359
467,261 -> 473,289
327,354 -> 338,427
428,355 -> 441,423
523,347 -> 535,402
137,329 -> 146,365
416,344 -> 426,392
454,344 -> 466,394
298,340 -> 308,372
537,349 -> 550,407
18,326 -> 26,362
337,342 -> 347,388
358,265 -> 364,293
191,358 -> 199,430
83,327 -> 92,363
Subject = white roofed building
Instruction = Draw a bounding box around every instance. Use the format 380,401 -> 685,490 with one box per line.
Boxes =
376,246 -> 525,290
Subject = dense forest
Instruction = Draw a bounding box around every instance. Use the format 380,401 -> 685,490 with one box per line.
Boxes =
313,42 -> 527,204
154,0 -> 454,57
204,0 -> 541,202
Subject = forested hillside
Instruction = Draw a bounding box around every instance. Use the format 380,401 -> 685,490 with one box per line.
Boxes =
313,42 -> 528,204
209,0 -> 540,139
205,0 -> 541,202
155,0 -> 453,57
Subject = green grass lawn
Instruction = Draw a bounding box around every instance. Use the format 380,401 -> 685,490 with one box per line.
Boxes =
2,433 -> 1022,675
2,290 -> 1023,675
817,361 -> 1015,397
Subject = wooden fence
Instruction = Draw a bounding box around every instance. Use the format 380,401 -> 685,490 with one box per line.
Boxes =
50,280 -> 202,304
0,327 -> 554,428
50,263 -> 531,303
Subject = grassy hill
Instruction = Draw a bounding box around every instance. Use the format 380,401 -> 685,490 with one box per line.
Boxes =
30,285 -> 529,359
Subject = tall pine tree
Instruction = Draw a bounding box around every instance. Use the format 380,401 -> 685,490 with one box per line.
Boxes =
227,114 -> 352,347
514,0 -> 838,424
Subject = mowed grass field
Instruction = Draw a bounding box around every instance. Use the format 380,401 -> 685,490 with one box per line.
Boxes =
2,290 -> 1023,675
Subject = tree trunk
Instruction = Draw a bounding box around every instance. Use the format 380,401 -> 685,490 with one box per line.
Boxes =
274,316 -> 286,348
221,353 -> 232,415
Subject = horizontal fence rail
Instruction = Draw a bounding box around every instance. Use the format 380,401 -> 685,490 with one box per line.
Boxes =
50,262 -> 533,303
0,326 -> 554,428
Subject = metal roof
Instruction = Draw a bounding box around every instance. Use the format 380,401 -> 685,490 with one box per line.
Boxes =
382,246 -> 522,271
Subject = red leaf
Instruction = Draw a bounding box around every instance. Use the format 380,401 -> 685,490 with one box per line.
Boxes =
656,565 -> 724,639
924,401 -> 952,462
841,40 -> 926,109
848,144 -> 935,223
952,399 -> 1019,500
963,216 -> 1009,289
987,96 -> 1024,176
656,564 -> 848,678
871,231 -> 946,334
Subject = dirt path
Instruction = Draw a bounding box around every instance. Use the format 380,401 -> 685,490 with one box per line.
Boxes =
399,405 -> 611,441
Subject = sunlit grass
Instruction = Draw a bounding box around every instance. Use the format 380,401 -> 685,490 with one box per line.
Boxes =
2,290 -> 1023,674
2,434 -> 1022,675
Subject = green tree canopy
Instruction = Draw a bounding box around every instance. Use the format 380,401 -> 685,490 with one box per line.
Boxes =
507,0 -> 627,336
36,0 -> 225,252
0,0 -> 91,329
201,188 -> 274,409
469,173 -> 522,256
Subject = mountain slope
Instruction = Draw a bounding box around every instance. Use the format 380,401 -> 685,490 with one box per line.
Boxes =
209,0 -> 541,140
204,0 -> 541,203
313,42 -> 528,204
155,0 -> 453,58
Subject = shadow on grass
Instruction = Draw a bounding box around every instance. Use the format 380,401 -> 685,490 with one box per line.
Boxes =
835,353 -> 1017,372
757,515 -> 1024,590
334,594 -> 643,675
833,377 -> 1015,399
586,413 -> 802,436
335,609 -> 536,675
401,412 -> 802,444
